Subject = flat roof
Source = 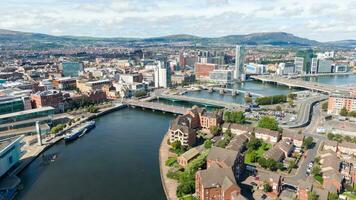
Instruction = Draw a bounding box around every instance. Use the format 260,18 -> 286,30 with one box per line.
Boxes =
0,136 -> 22,153
0,107 -> 54,120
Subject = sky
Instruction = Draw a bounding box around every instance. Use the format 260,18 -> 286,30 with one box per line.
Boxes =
0,0 -> 355,42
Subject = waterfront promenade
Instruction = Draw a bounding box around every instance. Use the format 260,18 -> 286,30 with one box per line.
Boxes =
159,133 -> 178,200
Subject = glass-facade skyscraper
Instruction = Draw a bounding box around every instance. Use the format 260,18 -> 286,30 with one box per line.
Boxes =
61,61 -> 83,77
234,45 -> 245,81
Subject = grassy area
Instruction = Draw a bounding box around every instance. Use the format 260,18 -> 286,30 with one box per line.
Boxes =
245,143 -> 271,164
165,156 -> 177,167
314,174 -> 323,184
342,192 -> 356,199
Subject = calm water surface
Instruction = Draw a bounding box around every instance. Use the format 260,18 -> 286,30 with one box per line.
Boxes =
16,108 -> 172,200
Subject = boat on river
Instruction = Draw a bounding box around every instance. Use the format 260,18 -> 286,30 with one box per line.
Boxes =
64,121 -> 95,142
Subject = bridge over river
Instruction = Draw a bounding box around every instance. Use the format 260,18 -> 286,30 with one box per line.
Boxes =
251,75 -> 351,95
157,94 -> 246,110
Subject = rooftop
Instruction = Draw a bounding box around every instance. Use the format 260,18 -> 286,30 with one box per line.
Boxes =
0,107 -> 54,120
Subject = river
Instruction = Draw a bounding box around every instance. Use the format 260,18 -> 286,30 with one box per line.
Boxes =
15,108 -> 172,200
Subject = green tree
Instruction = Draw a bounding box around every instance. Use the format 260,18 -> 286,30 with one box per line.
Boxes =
257,116 -> 279,131
288,160 -> 297,170
247,138 -> 262,150
263,181 -> 271,192
322,102 -> 328,112
209,126 -> 220,136
308,191 -> 319,200
245,96 -> 253,104
327,193 -> 338,200
303,136 -> 314,149
176,182 -> 195,197
288,93 -> 297,100
204,140 -> 212,149
258,157 -> 268,168
171,141 -> 181,150
275,105 -> 282,111
327,133 -> 335,140
340,107 -> 348,116
312,165 -> 321,176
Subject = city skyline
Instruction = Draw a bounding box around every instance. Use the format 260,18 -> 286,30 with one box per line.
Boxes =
0,0 -> 355,42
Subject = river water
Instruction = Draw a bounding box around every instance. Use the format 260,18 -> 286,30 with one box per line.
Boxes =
15,74 -> 356,200
15,108 -> 172,200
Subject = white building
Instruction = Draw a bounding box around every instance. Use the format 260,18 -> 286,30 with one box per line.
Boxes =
311,58 -> 318,74
154,62 -> 170,88
209,70 -> 233,83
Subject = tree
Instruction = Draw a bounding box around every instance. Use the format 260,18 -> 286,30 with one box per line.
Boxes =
327,133 -> 335,140
171,141 -> 181,150
209,126 -> 220,136
308,191 -> 319,200
245,96 -> 253,104
288,93 -> 297,100
257,116 -> 279,131
247,138 -> 262,150
176,181 -> 195,197
250,152 -> 259,163
223,111 -> 245,124
288,98 -> 294,107
258,157 -> 268,168
204,140 -> 212,149
327,193 -> 338,200
312,165 -> 321,176
275,105 -> 282,111
288,160 -> 297,170
322,102 -> 328,112
340,107 -> 348,116
263,181 -> 271,192
303,136 -> 314,149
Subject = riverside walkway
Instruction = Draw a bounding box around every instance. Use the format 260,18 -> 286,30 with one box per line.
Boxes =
251,75 -> 351,95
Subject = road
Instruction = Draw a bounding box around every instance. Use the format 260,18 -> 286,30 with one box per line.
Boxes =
281,96 -> 326,128
283,103 -> 326,185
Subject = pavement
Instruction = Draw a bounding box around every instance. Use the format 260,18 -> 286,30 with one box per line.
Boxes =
159,133 -> 178,200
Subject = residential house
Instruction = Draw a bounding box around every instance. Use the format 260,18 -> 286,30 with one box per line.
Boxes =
282,132 -> 304,148
195,167 -> 242,200
169,115 -> 196,146
226,133 -> 251,153
323,140 -> 338,152
207,147 -> 244,180
200,110 -> 222,130
320,151 -> 343,193
177,146 -> 203,167
254,128 -> 281,144
338,141 -> 356,157
222,123 -> 254,136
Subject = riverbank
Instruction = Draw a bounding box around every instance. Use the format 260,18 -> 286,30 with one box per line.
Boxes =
159,133 -> 178,200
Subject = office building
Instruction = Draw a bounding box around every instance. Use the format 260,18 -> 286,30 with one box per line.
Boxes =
335,65 -> 348,73
0,136 -> 23,177
317,59 -> 333,73
61,61 -> 83,77
294,57 -> 304,74
0,96 -> 27,115
234,45 -> 245,80
311,58 -> 318,74
31,90 -> 64,112
277,62 -> 295,75
195,63 -> 216,78
245,63 -> 267,75
295,49 -> 314,74
209,70 -> 232,83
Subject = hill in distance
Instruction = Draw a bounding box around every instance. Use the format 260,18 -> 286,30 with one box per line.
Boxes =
0,29 -> 354,49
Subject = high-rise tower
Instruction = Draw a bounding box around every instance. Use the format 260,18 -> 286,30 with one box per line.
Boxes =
234,45 -> 245,81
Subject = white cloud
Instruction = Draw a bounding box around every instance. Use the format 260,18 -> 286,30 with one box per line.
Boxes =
0,0 -> 354,41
